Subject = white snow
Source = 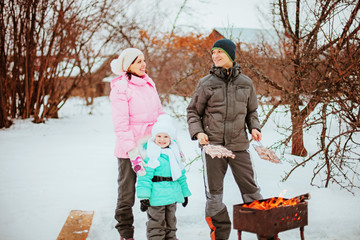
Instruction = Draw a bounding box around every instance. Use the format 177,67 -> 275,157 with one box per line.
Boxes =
0,96 -> 359,240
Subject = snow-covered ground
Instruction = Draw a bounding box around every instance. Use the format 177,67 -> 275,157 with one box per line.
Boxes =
0,97 -> 359,240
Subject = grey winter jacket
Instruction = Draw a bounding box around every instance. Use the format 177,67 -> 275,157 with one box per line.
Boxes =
186,63 -> 261,151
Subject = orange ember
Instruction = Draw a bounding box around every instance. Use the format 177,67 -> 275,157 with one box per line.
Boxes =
242,197 -> 301,210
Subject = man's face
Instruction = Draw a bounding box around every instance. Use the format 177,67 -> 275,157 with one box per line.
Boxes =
212,48 -> 233,69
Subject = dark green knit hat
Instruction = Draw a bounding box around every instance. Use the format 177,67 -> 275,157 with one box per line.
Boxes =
211,39 -> 236,62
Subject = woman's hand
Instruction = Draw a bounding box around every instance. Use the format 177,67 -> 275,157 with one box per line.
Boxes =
196,132 -> 209,145
251,129 -> 262,141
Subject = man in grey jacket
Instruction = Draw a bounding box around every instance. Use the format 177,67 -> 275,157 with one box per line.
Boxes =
187,39 -> 271,240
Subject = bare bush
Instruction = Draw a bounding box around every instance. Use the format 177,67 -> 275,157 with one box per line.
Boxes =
239,0 -> 360,157
0,0 -> 140,126
237,0 -> 360,192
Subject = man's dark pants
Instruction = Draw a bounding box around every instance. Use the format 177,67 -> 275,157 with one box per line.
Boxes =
202,150 -> 263,240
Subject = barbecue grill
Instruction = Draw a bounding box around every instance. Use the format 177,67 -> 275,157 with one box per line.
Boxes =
233,193 -> 310,240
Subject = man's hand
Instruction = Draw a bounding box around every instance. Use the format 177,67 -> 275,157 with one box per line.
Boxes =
251,129 -> 262,141
196,132 -> 209,145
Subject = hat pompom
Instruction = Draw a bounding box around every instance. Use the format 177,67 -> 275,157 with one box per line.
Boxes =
110,58 -> 123,75
156,114 -> 173,123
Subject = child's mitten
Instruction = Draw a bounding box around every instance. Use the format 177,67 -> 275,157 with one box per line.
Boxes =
182,197 -> 188,207
140,199 -> 150,212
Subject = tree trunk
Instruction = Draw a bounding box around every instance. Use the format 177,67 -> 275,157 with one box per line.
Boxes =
0,76 -> 12,128
0,1 -> 11,128
321,103 -> 331,187
290,104 -> 307,156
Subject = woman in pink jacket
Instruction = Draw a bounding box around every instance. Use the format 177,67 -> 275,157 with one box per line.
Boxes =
109,48 -> 163,240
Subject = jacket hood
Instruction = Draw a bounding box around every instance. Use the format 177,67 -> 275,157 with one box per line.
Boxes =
110,73 -> 155,89
210,62 -> 242,80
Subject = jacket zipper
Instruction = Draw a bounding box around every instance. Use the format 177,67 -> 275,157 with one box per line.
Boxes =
224,73 -> 233,146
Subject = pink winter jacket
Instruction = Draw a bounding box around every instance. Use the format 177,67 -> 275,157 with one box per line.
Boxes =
109,73 -> 163,158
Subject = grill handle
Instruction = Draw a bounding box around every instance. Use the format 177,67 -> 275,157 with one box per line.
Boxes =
237,208 -> 257,214
294,193 -> 310,202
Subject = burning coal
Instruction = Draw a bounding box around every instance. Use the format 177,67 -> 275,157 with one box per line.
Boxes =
242,193 -> 310,210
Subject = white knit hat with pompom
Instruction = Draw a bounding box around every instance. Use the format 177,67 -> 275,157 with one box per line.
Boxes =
110,48 -> 143,75
151,114 -> 177,140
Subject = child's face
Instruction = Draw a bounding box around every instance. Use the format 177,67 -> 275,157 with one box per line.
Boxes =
155,133 -> 171,148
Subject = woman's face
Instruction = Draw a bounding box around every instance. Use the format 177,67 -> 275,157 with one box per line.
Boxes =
155,133 -> 171,148
128,54 -> 146,76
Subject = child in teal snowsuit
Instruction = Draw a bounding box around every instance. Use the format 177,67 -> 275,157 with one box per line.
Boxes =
136,114 -> 191,240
